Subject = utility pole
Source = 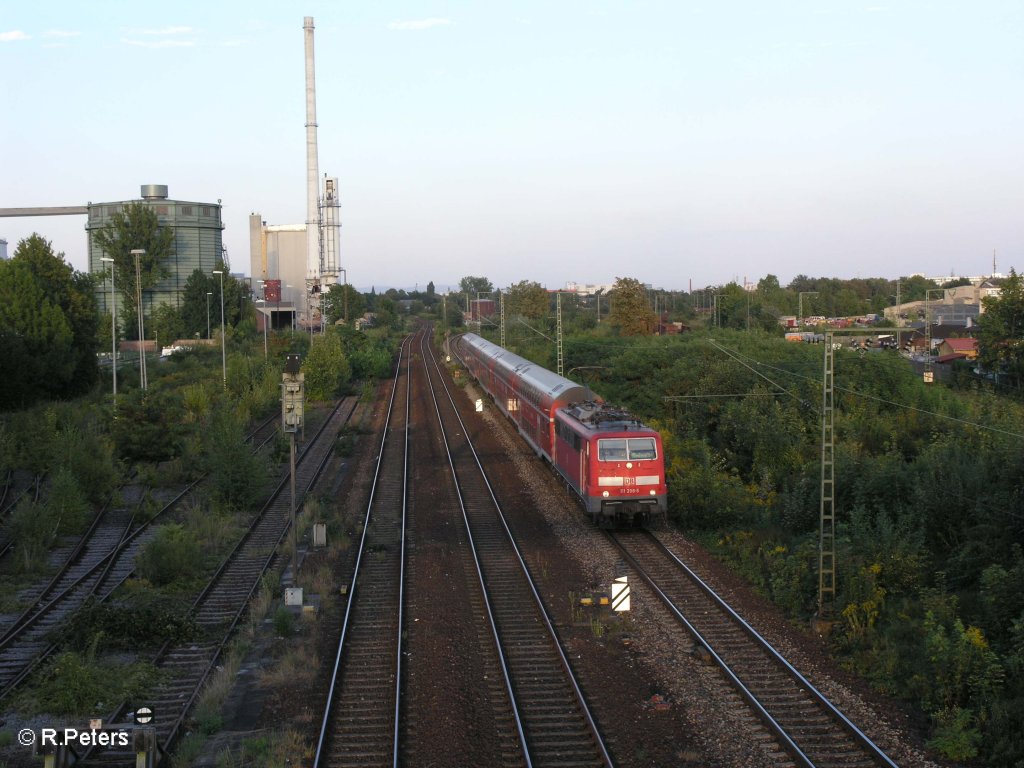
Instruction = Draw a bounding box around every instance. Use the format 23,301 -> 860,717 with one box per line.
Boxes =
556,291 -> 564,377
499,289 -> 506,349
799,291 -> 819,328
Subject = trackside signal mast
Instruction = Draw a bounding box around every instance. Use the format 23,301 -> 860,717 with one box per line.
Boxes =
282,354 -> 305,580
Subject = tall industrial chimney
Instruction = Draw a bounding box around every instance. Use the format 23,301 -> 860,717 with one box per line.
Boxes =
303,16 -> 320,290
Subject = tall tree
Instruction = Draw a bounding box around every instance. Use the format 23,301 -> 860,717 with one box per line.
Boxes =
150,303 -> 185,348
0,235 -> 99,408
609,276 -> 656,336
181,269 -> 215,339
459,276 -> 493,297
503,280 -> 549,320
977,269 -> 1024,387
92,202 -> 174,338
214,261 -> 246,329
323,283 -> 367,325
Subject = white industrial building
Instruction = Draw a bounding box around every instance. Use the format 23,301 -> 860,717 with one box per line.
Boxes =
249,17 -> 341,331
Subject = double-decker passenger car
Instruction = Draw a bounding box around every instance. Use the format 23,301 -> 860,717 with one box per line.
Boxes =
457,333 -> 667,525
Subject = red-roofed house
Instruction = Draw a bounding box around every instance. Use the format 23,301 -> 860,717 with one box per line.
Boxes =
937,337 -> 978,360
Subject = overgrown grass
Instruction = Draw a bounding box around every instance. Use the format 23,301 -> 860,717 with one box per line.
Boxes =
214,729 -> 313,767
13,650 -> 163,717
172,579 -> 276,759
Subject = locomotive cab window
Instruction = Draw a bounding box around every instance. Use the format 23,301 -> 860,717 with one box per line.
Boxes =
598,437 -> 657,461
627,438 -> 657,460
598,439 -> 627,461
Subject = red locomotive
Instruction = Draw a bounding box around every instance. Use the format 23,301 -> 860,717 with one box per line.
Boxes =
457,333 -> 667,525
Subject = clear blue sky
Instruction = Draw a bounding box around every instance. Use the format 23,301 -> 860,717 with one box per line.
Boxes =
2,1 -> 1021,292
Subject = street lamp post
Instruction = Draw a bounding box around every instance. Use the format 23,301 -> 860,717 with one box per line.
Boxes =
100,257 -> 117,407
206,292 -> 213,340
130,249 -> 147,390
257,281 -> 268,357
213,270 -> 226,389
340,268 -> 348,324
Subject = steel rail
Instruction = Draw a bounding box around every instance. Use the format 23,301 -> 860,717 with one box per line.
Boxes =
0,409 -> 276,654
0,474 -> 45,562
159,399 -> 347,760
418,332 -> 532,766
610,530 -> 898,768
78,398 -> 351,766
313,335 -> 414,768
0,470 -> 11,512
0,488 -> 127,649
425,333 -> 614,767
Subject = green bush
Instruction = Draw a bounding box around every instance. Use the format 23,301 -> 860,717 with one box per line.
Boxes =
112,389 -> 186,463
335,428 -> 357,457
135,523 -> 202,587
272,606 -> 296,637
200,410 -> 266,511
348,345 -> 392,380
302,331 -> 351,401
45,467 -> 92,536
49,406 -> 120,503
61,594 -> 196,652
16,651 -> 161,716
7,497 -> 58,573
928,706 -> 981,761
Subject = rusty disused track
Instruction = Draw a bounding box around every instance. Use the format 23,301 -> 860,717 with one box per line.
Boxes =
0,473 -> 43,560
0,412 -> 282,701
313,335 -> 414,768
609,530 -> 898,768
421,333 -> 612,768
78,401 -> 355,766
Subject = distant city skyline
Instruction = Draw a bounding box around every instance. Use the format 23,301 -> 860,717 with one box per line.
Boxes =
2,1 -> 1021,292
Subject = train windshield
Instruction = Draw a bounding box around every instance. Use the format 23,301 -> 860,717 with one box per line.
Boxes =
627,438 -> 657,460
598,438 -> 658,461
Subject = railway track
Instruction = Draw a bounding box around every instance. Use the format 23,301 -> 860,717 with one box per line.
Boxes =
609,529 -> 898,768
0,487 -> 152,696
69,401 -> 355,765
420,332 -> 612,767
0,473 -> 43,560
0,412 -> 282,701
313,335 -> 413,768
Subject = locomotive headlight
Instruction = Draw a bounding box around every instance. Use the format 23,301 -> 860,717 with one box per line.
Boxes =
626,462 -> 633,469
649,490 -> 656,496
602,491 -> 610,498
